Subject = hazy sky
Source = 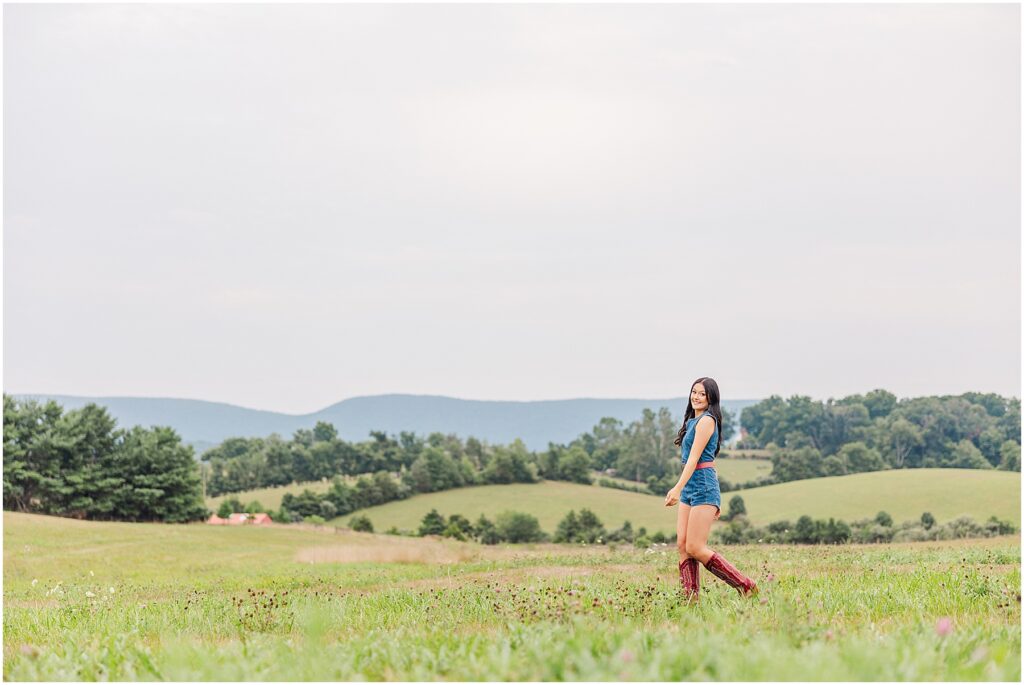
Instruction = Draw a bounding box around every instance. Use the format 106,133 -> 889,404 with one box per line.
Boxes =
4,4 -> 1020,413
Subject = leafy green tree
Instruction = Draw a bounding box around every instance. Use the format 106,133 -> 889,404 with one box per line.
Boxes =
446,513 -> 474,538
726,495 -> 747,520
837,442 -> 887,473
942,440 -> 993,470
481,441 -> 538,484
875,511 -> 893,527
998,440 -> 1020,472
473,515 -> 502,544
554,510 -> 580,543
313,421 -> 338,443
281,490 -> 323,517
349,514 -> 373,532
495,511 -> 544,543
576,508 -> 607,543
556,447 -> 593,484
3,396 -> 65,513
217,501 -> 234,518
419,509 -> 447,536
921,512 -> 935,530
324,479 -> 354,515
977,427 -> 1007,467
244,500 -> 264,514
770,446 -> 824,482
112,426 -> 208,523
883,417 -> 924,468
820,453 -> 850,477
318,500 -> 337,520
792,515 -> 818,544
862,389 -> 898,419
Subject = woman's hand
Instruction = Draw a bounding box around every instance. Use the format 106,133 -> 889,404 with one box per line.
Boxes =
664,486 -> 682,507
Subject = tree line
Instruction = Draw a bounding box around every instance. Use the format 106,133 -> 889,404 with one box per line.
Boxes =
202,406 -> 738,498
735,391 -> 1020,484
3,396 -> 207,522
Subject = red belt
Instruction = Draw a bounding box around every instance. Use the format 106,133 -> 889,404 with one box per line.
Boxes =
695,462 -> 715,470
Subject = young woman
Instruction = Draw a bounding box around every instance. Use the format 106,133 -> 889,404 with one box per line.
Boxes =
664,377 -> 758,600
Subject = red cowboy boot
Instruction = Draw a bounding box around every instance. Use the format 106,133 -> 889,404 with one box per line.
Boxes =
704,552 -> 758,596
678,557 -> 700,601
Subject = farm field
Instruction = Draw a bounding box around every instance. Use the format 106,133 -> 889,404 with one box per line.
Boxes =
206,459 -> 773,516
598,458 -> 772,487
341,482 -> 676,535
3,512 -> 1019,680
712,457 -> 773,483
333,469 -> 1020,534
206,477 -> 356,513
735,469 -> 1021,526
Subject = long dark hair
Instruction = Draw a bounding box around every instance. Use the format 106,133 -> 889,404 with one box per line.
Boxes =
673,376 -> 723,458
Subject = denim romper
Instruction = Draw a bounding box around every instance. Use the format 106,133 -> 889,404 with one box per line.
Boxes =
679,413 -> 721,510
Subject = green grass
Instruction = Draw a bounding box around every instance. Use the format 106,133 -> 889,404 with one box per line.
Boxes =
206,477 -> 360,513
3,512 -> 1019,680
713,457 -> 773,483
339,482 -> 675,535
331,469 -> 1020,533
735,469 -> 1021,526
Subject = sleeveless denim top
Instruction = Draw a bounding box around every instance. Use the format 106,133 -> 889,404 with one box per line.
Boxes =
680,413 -> 719,465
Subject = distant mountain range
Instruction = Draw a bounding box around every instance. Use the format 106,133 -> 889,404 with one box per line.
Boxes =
9,394 -> 761,454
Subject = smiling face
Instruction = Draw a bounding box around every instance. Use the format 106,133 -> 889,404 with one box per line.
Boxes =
690,382 -> 708,413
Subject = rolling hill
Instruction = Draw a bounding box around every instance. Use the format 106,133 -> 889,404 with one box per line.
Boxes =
330,469 -> 1020,535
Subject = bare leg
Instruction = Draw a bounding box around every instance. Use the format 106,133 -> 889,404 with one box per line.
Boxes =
683,504 -> 719,564
676,503 -> 692,563
686,504 -> 757,596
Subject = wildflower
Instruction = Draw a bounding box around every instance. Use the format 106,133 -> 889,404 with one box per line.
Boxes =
85,591 -> 96,598
935,617 -> 953,636
31,579 -> 38,587
109,587 -> 115,594
619,649 -> 636,663
89,571 -> 94,577
825,630 -> 834,641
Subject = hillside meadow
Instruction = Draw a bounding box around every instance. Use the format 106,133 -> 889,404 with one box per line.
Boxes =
332,469 -> 1020,534
3,512 -> 1019,680
205,459 -> 771,516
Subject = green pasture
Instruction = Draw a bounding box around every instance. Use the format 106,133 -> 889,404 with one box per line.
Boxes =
332,469 -> 1019,534
206,478 -> 354,513
713,457 -> 773,483
340,482 -> 675,535
3,512 -> 1019,680
736,469 -> 1021,526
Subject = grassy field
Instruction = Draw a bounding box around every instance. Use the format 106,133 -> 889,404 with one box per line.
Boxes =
340,482 -> 676,535
206,479 -> 340,513
735,469 -> 1021,526
3,512 -> 1019,680
598,458 -> 772,487
333,469 -> 1020,534
713,457 -> 773,483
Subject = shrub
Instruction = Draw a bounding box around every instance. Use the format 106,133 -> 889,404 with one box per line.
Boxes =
474,515 -> 502,544
349,514 -> 373,533
495,511 -> 544,543
418,509 -> 446,536
305,514 -> 326,526
726,495 -> 747,521
921,512 -> 935,530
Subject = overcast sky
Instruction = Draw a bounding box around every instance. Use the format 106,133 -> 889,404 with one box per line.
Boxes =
4,3 -> 1020,414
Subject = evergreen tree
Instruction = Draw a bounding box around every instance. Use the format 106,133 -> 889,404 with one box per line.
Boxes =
419,508 -> 447,536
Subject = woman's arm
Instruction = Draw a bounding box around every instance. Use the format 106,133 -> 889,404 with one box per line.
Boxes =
664,416 -> 716,506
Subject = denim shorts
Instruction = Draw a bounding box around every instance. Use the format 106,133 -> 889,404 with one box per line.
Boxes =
680,466 -> 721,510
